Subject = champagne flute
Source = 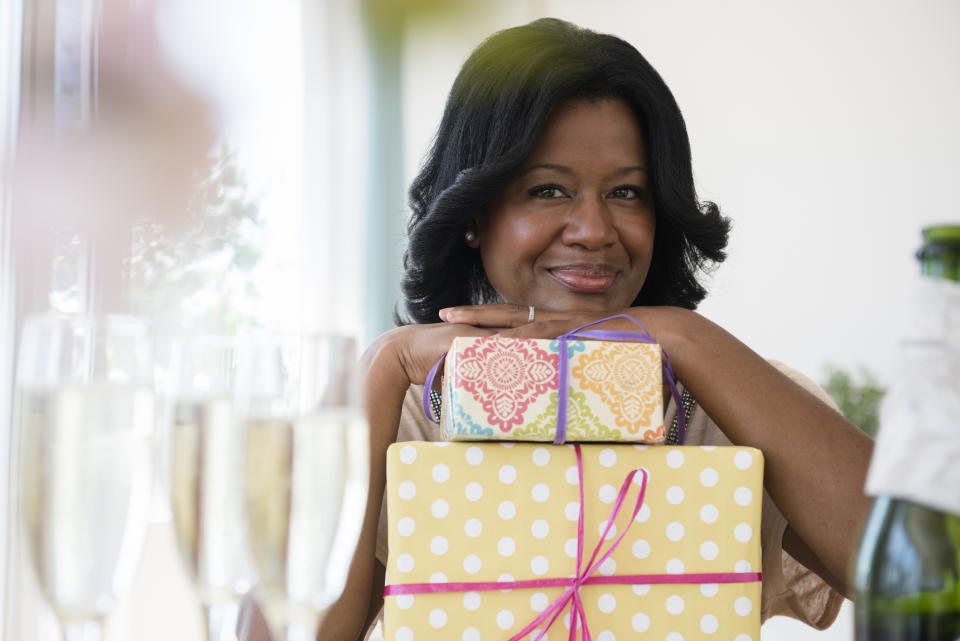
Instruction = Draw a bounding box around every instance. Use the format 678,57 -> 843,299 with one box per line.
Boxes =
235,332 -> 368,641
15,313 -> 155,641
167,334 -> 256,641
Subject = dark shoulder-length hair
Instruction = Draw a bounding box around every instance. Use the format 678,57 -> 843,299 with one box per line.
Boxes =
401,17 -> 730,325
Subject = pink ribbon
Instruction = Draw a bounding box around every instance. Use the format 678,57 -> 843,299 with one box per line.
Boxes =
385,444 -> 762,640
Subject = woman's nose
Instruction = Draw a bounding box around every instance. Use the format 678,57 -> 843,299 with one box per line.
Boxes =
561,195 -> 618,249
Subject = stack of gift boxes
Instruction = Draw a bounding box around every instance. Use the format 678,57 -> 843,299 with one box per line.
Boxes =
384,328 -> 763,640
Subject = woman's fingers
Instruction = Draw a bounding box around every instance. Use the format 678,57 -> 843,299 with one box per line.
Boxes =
440,303 -> 547,327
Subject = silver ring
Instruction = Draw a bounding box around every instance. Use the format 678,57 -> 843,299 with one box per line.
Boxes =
527,305 -> 535,323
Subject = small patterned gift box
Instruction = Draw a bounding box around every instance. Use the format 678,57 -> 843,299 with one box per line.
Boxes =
384,442 -> 763,641
437,334 -> 666,442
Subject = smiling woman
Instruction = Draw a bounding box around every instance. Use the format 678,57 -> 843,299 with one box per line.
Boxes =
315,17 -> 873,641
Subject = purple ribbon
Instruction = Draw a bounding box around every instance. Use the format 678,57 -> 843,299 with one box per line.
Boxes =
423,314 -> 686,445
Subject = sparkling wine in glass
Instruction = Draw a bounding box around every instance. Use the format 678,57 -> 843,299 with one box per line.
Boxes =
168,334 -> 256,641
16,314 -> 155,641
236,332 -> 368,641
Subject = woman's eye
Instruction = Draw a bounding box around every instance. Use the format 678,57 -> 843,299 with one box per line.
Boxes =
529,184 -> 565,199
609,185 -> 644,199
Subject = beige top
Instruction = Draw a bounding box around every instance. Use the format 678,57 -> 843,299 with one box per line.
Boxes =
368,361 -> 844,635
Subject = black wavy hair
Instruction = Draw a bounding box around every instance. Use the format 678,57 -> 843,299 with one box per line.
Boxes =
401,18 -> 730,324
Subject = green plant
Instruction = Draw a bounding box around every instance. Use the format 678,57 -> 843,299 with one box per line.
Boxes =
822,366 -> 885,437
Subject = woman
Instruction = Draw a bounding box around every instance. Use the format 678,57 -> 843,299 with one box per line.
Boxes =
319,17 -> 872,640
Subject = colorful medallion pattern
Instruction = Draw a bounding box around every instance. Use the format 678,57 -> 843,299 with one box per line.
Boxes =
571,342 -> 664,438
455,336 -> 558,433
513,390 -> 623,441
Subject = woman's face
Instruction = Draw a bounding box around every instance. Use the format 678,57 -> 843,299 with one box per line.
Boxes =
473,98 -> 656,313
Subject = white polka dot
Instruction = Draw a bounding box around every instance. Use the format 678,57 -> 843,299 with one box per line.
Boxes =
431,499 -> 449,518
631,612 -> 650,631
432,464 -> 450,483
564,537 -> 578,558
435,442 -> 451,447
666,634 -> 684,641
396,594 -> 414,610
633,444 -> 650,451
399,445 -> 417,464
563,612 -> 571,629
465,482 -> 483,501
598,484 -> 618,504
666,521 -> 685,541
632,539 -> 650,559
700,467 -> 719,487
565,502 -> 580,521
531,519 -> 550,539
499,442 -> 514,448
464,518 -> 483,538
735,560 -> 752,573
532,447 -> 550,466
700,614 -> 719,634
666,595 -> 685,615
497,574 -> 514,593
498,501 -> 516,520
701,583 -> 719,597
700,445 -> 717,451
632,584 -> 650,596
397,554 -> 414,573
635,504 -> 652,522
395,626 -> 413,641
735,635 -> 753,641
734,451 -> 754,470
735,596 -> 753,616
466,446 -> 483,465
598,557 -> 617,576
398,517 -> 416,536
429,609 -> 447,628
462,591 -> 481,611
598,448 -> 617,467
528,629 -> 546,641
430,572 -> 447,583
700,504 -> 719,524
498,464 -> 517,484
532,483 -> 550,502
565,465 -> 579,484
700,541 -> 719,560
598,593 -> 616,613
496,610 -> 514,630
735,486 -> 753,506
597,631 -> 615,641
531,556 -> 549,575
497,537 -> 516,557
666,449 -> 685,468
735,523 -> 753,543
530,592 -> 548,612
666,558 -> 684,574
463,554 -> 482,574
398,481 -> 416,500
632,471 -> 647,486
599,522 -> 617,540
666,485 -> 685,505
463,629 -> 480,641
430,536 -> 448,555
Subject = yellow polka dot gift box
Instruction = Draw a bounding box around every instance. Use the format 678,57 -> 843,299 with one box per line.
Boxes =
384,442 -> 763,641
437,334 -> 666,442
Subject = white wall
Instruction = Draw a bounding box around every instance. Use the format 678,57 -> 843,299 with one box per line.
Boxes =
401,0 -> 960,389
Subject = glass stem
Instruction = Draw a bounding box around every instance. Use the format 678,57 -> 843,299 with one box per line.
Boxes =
62,619 -> 103,641
204,601 -> 241,641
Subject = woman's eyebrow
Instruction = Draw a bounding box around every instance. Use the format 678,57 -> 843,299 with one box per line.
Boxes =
519,163 -> 648,176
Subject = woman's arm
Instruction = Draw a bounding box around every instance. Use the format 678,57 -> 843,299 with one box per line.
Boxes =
317,322 -> 497,641
441,304 -> 873,597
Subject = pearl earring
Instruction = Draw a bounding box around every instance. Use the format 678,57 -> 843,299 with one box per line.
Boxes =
464,230 -> 476,243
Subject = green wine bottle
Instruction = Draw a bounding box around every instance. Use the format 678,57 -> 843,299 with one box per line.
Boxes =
854,225 -> 960,641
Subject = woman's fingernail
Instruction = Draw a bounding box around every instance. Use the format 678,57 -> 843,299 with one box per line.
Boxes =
439,309 -> 449,321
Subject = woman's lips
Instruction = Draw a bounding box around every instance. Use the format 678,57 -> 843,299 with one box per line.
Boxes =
547,265 -> 618,293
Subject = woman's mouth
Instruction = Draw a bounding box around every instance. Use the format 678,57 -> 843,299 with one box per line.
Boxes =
547,265 -> 618,293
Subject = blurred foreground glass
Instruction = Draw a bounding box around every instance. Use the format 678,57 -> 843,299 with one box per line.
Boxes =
235,332 -> 369,641
168,334 -> 255,641
15,314 -> 155,641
